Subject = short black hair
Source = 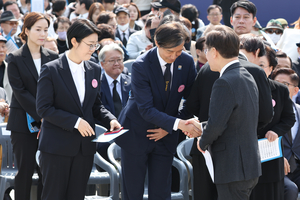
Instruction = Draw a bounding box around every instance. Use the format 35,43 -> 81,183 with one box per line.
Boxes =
53,16 -> 71,32
230,0 -> 257,18
205,25 -> 240,59
196,37 -> 205,51
67,19 -> 100,49
52,0 -> 66,13
79,0 -> 94,11
97,24 -> 115,41
155,21 -> 190,49
276,51 -> 292,68
3,1 -> 19,11
103,0 -> 115,3
207,5 -> 222,14
271,68 -> 299,86
265,45 -> 278,70
96,11 -> 115,25
239,36 -> 266,57
181,4 -> 199,23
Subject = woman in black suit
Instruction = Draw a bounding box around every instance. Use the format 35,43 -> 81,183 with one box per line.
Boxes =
36,19 -> 121,200
6,12 -> 59,200
240,39 -> 295,200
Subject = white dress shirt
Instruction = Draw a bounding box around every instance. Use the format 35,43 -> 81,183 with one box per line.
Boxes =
219,60 -> 239,77
104,72 -> 122,101
156,48 -> 180,131
33,58 -> 41,76
66,51 -> 86,128
117,28 -> 129,41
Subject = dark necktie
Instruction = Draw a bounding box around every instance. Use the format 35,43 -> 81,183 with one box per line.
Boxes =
113,80 -> 122,118
164,63 -> 171,100
288,130 -> 298,173
122,32 -> 127,47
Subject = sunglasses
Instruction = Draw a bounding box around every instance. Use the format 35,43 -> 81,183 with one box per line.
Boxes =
265,29 -> 282,35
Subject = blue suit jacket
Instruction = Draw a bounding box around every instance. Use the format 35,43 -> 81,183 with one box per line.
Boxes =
115,47 -> 196,155
100,73 -> 131,116
283,102 -> 300,161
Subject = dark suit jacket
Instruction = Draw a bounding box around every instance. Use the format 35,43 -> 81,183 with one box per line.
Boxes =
200,62 -> 261,184
187,58 -> 273,155
115,28 -> 136,47
100,73 -> 131,116
283,102 -> 300,161
115,47 -> 196,155
257,79 -> 295,183
36,54 -> 116,157
292,58 -> 300,87
6,43 -> 59,133
14,35 -> 23,48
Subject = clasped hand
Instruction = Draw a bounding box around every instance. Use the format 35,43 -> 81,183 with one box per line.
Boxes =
180,118 -> 202,138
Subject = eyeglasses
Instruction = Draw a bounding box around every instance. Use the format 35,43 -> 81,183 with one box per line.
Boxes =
279,81 -> 297,87
104,58 -> 123,65
265,29 -> 283,35
4,21 -> 19,26
82,40 -> 100,50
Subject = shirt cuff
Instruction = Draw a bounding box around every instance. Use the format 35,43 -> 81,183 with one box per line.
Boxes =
200,123 -> 203,132
74,117 -> 81,129
173,118 -> 180,131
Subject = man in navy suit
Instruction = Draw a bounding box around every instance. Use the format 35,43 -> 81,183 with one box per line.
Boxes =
96,43 -> 131,162
115,21 -> 199,200
272,68 -> 300,200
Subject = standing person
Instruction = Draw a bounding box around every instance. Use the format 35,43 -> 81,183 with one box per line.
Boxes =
6,12 -> 59,200
186,4 -> 273,196
36,19 -> 121,200
187,25 -> 261,200
249,44 -> 296,200
115,21 -> 199,200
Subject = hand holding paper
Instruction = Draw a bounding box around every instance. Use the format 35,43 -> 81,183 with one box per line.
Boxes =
265,130 -> 278,142
110,119 -> 121,131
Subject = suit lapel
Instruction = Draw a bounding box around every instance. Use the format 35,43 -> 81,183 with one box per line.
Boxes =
22,44 -> 38,81
59,54 -> 83,113
120,74 -> 129,107
149,48 -> 167,107
101,74 -> 115,113
83,61 -> 94,110
292,103 -> 300,146
41,47 -> 53,66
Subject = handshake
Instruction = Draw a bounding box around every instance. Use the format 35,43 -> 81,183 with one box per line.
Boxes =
179,118 -> 202,138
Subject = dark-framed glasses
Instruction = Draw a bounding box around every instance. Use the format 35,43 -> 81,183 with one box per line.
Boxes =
104,58 -> 123,65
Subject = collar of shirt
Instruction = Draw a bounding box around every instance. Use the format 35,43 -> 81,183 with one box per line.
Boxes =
79,12 -> 89,19
104,72 -> 121,87
219,60 -> 239,77
239,51 -> 248,61
66,51 -> 85,73
157,48 -> 174,75
118,29 -> 129,39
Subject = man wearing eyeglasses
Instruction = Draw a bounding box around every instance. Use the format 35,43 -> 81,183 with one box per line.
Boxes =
0,11 -> 23,48
196,5 -> 223,40
96,43 -> 131,166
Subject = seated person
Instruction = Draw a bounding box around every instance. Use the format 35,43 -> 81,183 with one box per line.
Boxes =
126,16 -> 153,59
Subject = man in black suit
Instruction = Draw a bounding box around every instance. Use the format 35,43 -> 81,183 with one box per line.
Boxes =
185,2 -> 273,199
96,42 -> 131,162
186,25 -> 261,200
272,68 -> 300,200
114,6 -> 136,47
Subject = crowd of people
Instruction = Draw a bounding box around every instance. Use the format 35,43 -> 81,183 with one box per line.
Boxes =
0,0 -> 299,200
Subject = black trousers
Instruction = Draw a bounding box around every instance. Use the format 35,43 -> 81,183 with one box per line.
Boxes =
192,153 -> 218,200
10,131 -> 42,200
39,151 -> 94,200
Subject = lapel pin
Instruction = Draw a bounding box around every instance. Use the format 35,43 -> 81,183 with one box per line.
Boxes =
124,81 -> 127,85
272,99 -> 276,107
92,79 -> 98,88
178,65 -> 182,70
178,85 -> 185,93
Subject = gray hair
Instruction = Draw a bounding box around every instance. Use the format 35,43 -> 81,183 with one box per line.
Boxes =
98,43 -> 124,62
